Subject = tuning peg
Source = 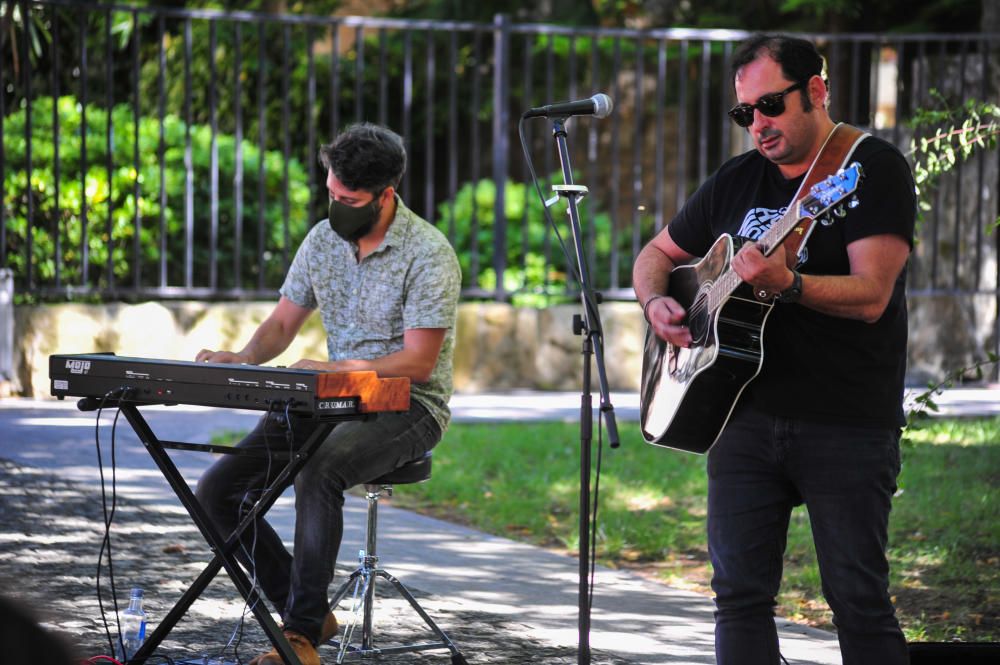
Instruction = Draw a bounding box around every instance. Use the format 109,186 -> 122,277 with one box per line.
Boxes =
848,195 -> 860,209
833,205 -> 847,218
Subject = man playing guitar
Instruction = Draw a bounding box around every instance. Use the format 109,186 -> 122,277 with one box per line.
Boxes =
633,34 -> 914,665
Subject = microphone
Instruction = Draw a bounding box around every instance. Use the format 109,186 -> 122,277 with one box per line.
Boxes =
522,93 -> 614,120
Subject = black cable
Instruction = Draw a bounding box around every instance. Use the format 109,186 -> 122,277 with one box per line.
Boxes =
94,387 -> 128,657
588,409 -> 605,612
228,400 -> 289,665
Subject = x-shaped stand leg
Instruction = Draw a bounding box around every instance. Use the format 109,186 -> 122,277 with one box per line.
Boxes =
104,403 -> 340,665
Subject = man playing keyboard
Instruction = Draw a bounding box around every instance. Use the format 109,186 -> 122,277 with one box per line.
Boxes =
195,123 -> 461,665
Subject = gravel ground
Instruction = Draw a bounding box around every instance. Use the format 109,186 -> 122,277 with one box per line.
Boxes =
0,459 -> 639,665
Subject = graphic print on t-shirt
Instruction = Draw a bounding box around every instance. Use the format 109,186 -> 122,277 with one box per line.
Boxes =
737,206 -> 786,240
736,205 -> 809,265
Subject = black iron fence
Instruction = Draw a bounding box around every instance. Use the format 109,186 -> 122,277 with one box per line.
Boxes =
1,1 -> 998,309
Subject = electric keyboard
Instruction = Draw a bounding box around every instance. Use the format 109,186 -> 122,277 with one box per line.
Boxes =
49,353 -> 410,417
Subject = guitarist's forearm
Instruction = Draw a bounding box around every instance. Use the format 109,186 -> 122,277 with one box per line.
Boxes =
796,233 -> 911,323
797,273 -> 894,322
633,238 -> 686,306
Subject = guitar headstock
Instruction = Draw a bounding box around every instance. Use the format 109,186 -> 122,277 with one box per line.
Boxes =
802,162 -> 864,218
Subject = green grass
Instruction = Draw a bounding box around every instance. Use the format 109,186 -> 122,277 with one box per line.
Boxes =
210,416 -> 998,641
385,418 -> 999,643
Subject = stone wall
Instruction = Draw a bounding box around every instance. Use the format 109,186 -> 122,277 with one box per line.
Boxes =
6,297 -> 993,399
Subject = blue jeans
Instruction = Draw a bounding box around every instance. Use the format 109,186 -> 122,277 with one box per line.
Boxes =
194,400 -> 442,644
707,404 -> 909,665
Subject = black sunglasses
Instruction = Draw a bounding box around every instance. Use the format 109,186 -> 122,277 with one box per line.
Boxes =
727,82 -> 806,128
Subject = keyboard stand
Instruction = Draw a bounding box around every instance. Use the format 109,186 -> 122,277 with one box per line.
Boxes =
78,398 -> 363,665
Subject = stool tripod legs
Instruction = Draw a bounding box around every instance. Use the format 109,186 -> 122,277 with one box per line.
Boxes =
326,484 -> 466,664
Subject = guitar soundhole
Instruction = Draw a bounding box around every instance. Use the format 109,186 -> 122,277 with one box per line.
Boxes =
688,295 -> 710,345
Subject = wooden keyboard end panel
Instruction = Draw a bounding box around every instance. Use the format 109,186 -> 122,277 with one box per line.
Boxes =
317,371 -> 411,413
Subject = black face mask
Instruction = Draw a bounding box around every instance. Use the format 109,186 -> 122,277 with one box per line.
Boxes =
328,195 -> 381,242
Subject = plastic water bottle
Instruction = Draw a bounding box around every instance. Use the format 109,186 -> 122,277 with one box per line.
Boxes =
116,587 -> 148,662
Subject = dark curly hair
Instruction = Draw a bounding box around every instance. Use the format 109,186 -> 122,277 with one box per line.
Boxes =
730,34 -> 827,111
319,123 -> 407,194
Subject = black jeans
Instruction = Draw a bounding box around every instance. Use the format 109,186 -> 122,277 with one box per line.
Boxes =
706,404 -> 909,665
194,400 -> 442,644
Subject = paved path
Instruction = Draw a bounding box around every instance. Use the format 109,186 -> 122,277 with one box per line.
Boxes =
2,388 -> 996,663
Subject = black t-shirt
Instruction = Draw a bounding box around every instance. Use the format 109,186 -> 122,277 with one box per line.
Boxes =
668,135 -> 916,428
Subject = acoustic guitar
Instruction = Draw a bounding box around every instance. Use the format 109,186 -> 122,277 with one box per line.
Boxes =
639,163 -> 863,453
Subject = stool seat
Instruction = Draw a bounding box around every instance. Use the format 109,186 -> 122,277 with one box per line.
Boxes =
368,451 -> 432,485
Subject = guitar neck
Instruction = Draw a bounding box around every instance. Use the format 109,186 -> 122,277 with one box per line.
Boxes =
707,200 -> 804,310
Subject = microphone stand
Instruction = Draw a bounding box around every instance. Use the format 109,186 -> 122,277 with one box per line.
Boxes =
547,116 -> 620,665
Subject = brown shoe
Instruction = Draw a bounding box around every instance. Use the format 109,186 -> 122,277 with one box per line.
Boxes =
248,629 -> 319,665
319,611 -> 339,643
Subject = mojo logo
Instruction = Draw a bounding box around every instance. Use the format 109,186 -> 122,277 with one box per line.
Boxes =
65,359 -> 92,375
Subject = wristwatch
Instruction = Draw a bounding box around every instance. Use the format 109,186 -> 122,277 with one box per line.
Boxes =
777,269 -> 803,304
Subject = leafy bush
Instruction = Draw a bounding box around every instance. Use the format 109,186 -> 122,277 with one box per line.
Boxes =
2,95 -> 311,293
438,176 -> 616,306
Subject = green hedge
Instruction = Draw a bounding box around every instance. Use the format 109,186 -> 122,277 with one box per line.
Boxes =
2,95 -> 311,293
438,176 -> 615,306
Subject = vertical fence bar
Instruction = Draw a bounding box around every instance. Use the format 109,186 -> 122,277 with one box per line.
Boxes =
446,30 -> 458,243
543,33 -> 554,292
654,37 -> 666,234
521,34 -> 533,267
378,28 -> 388,127
401,30 -> 412,199
586,35 -> 599,271
79,5 -> 90,286
184,18 -> 194,289
104,6 -> 113,291
952,37 -> 967,291
567,34 -> 577,102
719,40 -> 732,165
630,33 -> 645,271
306,25 -> 316,223
354,24 -> 364,122
850,39 -> 861,125
257,21 -> 267,291
424,29 -> 435,223
0,7 -> 5,269
698,39 -> 710,183
676,39 -> 689,212
868,38 -> 879,128
131,10 -> 140,292
52,15 -> 62,290
209,19 -> 219,290
234,20 -> 244,291
492,14 -> 510,301
930,40 -> 947,288
974,38 -> 987,292
892,38 -> 902,148
157,13 -> 166,288
608,36 -> 622,289
468,30 -> 481,287
281,23 -> 291,269
23,0 -> 34,290
330,21 -> 340,139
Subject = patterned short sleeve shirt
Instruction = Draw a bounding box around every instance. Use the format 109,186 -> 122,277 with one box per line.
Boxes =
279,197 -> 462,432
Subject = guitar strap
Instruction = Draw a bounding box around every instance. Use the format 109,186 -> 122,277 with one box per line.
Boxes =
781,122 -> 870,267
